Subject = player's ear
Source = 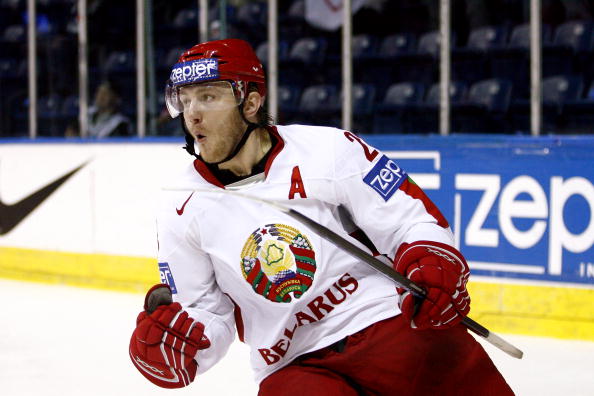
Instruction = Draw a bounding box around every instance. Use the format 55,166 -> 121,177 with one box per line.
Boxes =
242,91 -> 262,123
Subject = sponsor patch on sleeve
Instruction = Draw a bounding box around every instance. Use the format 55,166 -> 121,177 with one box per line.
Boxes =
363,155 -> 407,201
158,262 -> 178,294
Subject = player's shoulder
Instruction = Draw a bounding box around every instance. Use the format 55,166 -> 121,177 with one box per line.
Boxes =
275,124 -> 378,165
275,124 -> 355,156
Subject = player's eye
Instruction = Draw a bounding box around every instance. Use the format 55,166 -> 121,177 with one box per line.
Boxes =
180,96 -> 191,106
201,93 -> 216,102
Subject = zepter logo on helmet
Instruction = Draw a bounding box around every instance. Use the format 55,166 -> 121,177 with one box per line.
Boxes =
165,39 -> 267,118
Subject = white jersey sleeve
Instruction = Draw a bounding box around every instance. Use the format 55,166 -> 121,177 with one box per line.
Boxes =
156,190 -> 236,375
331,130 -> 454,257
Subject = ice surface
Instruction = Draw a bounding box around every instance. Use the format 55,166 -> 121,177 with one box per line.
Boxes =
1,279 -> 592,396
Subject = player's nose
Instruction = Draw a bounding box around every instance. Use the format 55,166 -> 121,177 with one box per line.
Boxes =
185,102 -> 203,124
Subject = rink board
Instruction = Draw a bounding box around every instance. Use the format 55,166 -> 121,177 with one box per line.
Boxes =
0,134 -> 593,340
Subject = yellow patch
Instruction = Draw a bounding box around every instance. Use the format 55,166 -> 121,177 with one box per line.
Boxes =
0,246 -> 157,293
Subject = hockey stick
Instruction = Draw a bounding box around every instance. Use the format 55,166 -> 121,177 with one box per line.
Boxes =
166,187 -> 523,359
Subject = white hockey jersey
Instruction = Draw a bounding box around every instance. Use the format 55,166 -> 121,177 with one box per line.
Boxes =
156,125 -> 455,384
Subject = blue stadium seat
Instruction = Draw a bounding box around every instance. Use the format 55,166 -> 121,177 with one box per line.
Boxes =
172,8 -> 198,29
372,82 -> 425,134
407,81 -> 467,133
103,51 -> 135,74
543,20 -> 594,78
350,84 -> 376,115
403,81 -> 468,134
508,23 -> 552,48
235,1 -> 267,27
1,24 -> 24,42
277,85 -> 301,124
288,37 -> 327,64
383,30 -> 452,85
510,75 -> 583,133
352,34 -> 379,60
356,33 -> 417,88
323,35 -> 378,86
255,40 -> 289,65
278,85 -> 301,112
285,0 -> 304,20
451,78 -> 513,133
280,37 -> 328,85
0,24 -> 25,58
551,20 -> 594,52
278,0 -> 306,42
564,81 -> 594,134
103,51 -> 136,101
379,33 -> 417,57
234,1 -> 267,43
424,81 -> 468,106
294,84 -> 339,127
298,84 -> 338,112
452,25 -> 508,84
491,23 -> 553,99
382,82 -> 426,106
542,75 -> 584,106
417,30 -> 441,56
467,26 -> 508,50
334,84 -> 376,132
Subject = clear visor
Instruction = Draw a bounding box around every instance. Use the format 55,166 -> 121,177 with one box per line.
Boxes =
165,80 -> 244,118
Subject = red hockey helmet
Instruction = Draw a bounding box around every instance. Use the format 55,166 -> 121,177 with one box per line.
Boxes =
165,39 -> 266,118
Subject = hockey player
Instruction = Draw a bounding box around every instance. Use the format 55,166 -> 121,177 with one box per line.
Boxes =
128,38 -> 514,395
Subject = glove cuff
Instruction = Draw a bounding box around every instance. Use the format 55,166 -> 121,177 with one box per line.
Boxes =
394,241 -> 468,275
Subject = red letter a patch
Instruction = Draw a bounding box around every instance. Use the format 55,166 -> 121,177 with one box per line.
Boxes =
288,166 -> 307,199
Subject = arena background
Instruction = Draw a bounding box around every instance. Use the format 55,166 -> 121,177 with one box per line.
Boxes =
1,1 -> 594,394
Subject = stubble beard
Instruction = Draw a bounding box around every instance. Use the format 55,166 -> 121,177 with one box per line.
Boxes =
196,110 -> 246,164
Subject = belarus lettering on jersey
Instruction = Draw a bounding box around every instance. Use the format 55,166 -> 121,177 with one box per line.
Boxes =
257,272 -> 358,365
156,125 -> 454,383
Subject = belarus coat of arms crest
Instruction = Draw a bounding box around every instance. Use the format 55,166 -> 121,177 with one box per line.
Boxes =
240,223 -> 317,303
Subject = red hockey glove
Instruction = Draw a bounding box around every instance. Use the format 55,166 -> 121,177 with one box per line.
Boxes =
393,241 -> 470,330
129,284 -> 211,388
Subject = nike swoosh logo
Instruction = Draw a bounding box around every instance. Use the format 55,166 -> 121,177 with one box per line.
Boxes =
0,162 -> 87,235
176,192 -> 194,216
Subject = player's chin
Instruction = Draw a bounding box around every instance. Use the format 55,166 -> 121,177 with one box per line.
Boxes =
200,150 -> 225,164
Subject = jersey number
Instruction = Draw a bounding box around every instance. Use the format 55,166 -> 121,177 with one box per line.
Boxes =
344,131 -> 379,162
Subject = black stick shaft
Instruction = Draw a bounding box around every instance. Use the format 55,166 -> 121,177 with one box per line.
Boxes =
287,209 -> 491,339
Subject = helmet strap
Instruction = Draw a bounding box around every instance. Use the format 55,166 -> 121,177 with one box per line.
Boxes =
181,101 -> 265,166
208,121 -> 259,165
182,117 -> 199,158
